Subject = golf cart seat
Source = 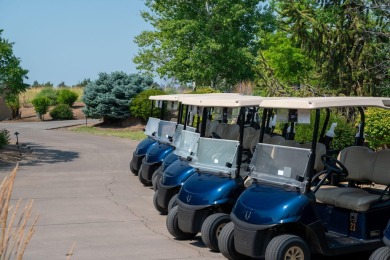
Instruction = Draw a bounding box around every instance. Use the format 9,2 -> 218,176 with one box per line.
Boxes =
212,122 -> 228,139
225,124 -> 240,140
316,146 -> 390,212
205,120 -> 219,137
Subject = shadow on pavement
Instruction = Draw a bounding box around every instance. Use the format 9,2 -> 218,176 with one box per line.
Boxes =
0,142 -> 79,172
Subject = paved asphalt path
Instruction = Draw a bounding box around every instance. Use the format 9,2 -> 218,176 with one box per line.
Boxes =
0,120 -> 223,260
0,120 -> 373,260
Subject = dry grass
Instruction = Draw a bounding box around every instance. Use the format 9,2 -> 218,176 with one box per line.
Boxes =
0,164 -> 38,260
20,87 -> 84,107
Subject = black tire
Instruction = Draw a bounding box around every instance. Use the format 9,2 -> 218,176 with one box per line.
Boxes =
265,234 -> 310,260
138,168 -> 152,186
369,247 -> 390,260
218,222 -> 249,260
153,190 -> 168,215
201,213 -> 230,252
166,205 -> 197,240
167,193 -> 178,212
152,169 -> 161,191
130,159 -> 138,175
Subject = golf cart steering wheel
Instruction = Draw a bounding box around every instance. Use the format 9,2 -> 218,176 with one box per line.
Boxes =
321,154 -> 348,177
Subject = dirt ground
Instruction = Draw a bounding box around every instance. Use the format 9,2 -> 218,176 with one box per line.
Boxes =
17,102 -> 87,122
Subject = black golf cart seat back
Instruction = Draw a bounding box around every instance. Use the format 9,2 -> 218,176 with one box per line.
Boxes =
316,146 -> 390,212
225,124 -> 240,140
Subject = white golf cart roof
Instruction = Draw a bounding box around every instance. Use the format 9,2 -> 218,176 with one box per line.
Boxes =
178,94 -> 271,107
258,96 -> 390,110
149,93 -> 240,102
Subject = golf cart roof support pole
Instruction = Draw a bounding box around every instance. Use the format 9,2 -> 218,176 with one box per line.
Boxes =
177,102 -> 183,125
356,107 -> 365,146
183,105 -> 189,130
259,108 -> 268,143
235,107 -> 246,178
223,107 -> 228,123
251,107 -> 256,123
150,100 -> 154,117
196,109 -> 201,133
200,107 -> 208,137
159,100 -> 165,120
307,109 -> 321,192
318,108 -> 330,144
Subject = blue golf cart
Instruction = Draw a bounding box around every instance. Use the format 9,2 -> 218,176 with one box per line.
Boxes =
165,95 -> 281,251
130,94 -> 184,176
369,219 -> 390,259
218,97 -> 390,260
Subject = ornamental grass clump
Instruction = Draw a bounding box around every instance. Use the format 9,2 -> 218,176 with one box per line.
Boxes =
0,164 -> 38,260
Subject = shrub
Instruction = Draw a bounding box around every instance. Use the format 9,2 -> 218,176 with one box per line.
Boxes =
49,104 -> 74,120
31,96 -> 50,120
82,72 -> 153,122
294,109 -> 356,151
365,107 -> 390,150
6,94 -> 20,119
35,87 -> 58,106
57,88 -> 78,106
129,88 -> 165,121
0,129 -> 10,148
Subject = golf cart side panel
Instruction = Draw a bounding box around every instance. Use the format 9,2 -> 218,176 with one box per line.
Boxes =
316,202 -> 390,240
177,172 -> 244,207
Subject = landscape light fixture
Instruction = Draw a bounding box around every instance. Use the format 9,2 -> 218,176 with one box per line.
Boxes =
14,132 -> 19,146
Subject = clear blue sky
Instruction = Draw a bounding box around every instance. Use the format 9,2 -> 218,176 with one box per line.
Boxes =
0,0 -> 155,86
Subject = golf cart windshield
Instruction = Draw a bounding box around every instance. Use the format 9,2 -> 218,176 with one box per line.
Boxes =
250,143 -> 311,193
144,117 -> 160,137
173,130 -> 200,158
190,138 -> 239,175
155,120 -> 177,143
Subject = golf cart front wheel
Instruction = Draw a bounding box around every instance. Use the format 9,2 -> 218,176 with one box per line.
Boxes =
152,169 -> 161,191
153,190 -> 168,215
138,168 -> 151,186
369,246 -> 390,260
218,222 -> 249,260
201,213 -> 230,252
167,193 -> 178,212
265,234 -> 310,260
166,205 -> 196,240
130,159 -> 138,175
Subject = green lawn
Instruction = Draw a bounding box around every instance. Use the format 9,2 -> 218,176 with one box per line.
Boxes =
70,126 -> 145,141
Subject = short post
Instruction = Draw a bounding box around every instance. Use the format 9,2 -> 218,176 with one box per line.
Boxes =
14,132 -> 20,155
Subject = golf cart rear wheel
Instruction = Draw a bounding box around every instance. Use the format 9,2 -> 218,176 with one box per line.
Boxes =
153,190 -> 168,215
218,222 -> 249,260
167,194 -> 178,212
369,246 -> 390,260
201,213 -> 230,252
130,159 -> 138,175
152,169 -> 161,191
138,168 -> 151,186
265,234 -> 310,260
166,205 -> 196,240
